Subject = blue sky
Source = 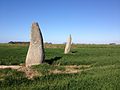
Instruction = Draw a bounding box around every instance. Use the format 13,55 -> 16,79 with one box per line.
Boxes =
0,0 -> 120,44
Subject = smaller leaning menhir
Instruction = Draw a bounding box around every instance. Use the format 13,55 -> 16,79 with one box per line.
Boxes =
64,34 -> 72,54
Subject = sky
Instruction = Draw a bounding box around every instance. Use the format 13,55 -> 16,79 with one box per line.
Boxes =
0,0 -> 120,44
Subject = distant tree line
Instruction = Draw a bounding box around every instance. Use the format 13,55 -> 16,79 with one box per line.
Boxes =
8,41 -> 53,44
8,41 -> 117,45
8,41 -> 30,44
44,42 -> 52,44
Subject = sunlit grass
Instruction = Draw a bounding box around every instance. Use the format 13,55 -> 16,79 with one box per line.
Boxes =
0,44 -> 120,90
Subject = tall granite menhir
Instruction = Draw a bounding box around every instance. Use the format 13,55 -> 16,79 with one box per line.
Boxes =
64,34 -> 72,54
26,22 -> 45,67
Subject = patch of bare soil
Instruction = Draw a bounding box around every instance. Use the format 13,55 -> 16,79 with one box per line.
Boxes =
0,65 -> 22,69
17,66 -> 39,79
50,65 -> 91,74
0,65 -> 39,79
0,65 -> 91,79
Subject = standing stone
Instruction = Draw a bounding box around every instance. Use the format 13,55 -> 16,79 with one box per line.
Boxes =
64,34 -> 72,54
25,22 -> 45,67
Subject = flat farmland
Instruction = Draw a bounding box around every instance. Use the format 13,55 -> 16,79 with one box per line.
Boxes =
0,44 -> 120,90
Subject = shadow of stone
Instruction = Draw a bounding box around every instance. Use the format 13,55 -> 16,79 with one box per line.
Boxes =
45,56 -> 62,65
71,51 -> 78,53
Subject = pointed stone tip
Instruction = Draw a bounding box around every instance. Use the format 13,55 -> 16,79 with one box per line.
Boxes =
69,34 -> 72,38
32,22 -> 39,30
32,22 -> 39,26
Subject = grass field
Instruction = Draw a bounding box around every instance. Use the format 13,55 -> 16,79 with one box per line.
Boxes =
0,44 -> 120,90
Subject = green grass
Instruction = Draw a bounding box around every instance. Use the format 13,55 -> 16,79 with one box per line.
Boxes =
0,44 -> 28,65
0,44 -> 120,90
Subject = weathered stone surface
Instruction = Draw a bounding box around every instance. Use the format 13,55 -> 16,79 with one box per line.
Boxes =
25,22 -> 45,67
64,34 -> 72,54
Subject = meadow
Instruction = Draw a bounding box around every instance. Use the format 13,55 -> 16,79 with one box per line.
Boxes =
0,44 -> 120,90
